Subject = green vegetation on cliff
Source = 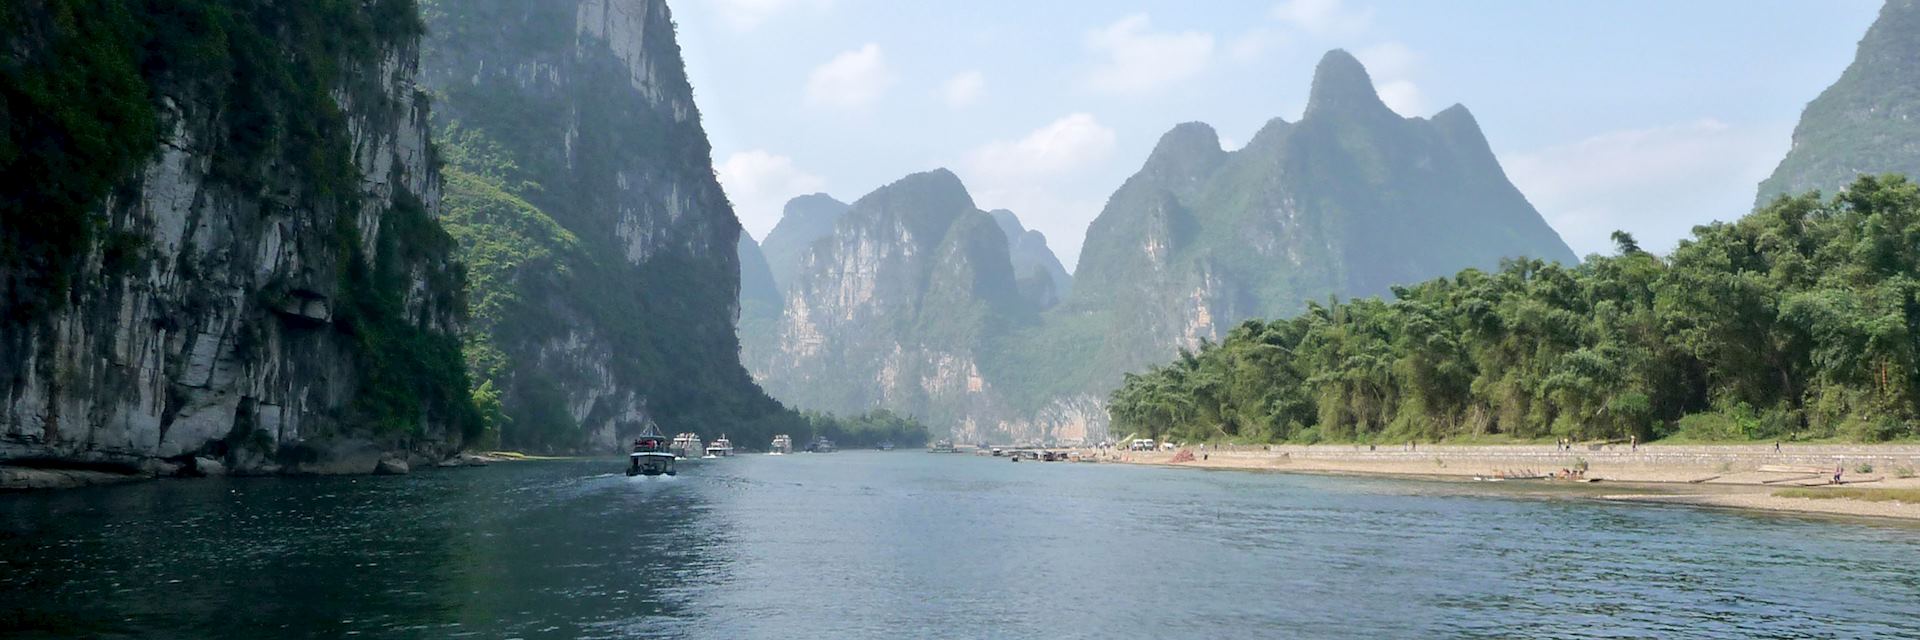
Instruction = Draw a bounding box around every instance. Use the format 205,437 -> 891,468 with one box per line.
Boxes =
1,0 -> 478,444
1113,176 -> 1920,444
1757,0 -> 1920,206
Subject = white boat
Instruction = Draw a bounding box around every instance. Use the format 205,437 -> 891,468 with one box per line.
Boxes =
770,434 -> 793,455
704,434 -> 734,458
670,433 -> 703,459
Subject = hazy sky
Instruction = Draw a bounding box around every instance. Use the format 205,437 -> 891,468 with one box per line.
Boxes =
673,0 -> 1881,268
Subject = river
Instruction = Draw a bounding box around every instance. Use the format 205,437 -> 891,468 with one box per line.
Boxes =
3,452 -> 1918,639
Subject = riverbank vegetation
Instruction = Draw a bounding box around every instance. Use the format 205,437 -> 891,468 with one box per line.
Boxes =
794,409 -> 930,449
1110,176 -> 1920,445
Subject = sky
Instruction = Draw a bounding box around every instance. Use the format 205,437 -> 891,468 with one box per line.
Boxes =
672,0 -> 1883,268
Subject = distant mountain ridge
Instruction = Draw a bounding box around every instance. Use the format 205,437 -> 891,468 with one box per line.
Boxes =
748,50 -> 1575,444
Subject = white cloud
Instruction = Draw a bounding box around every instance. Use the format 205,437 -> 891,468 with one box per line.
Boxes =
1354,42 -> 1424,116
716,150 -> 827,239
1083,14 -> 1215,95
942,70 -> 986,108
1270,0 -> 1374,36
1354,42 -> 1416,79
805,43 -> 892,109
963,113 -> 1119,182
960,114 -> 1122,268
706,0 -> 832,31
1374,80 -> 1425,116
1502,119 -> 1792,257
1229,28 -> 1282,62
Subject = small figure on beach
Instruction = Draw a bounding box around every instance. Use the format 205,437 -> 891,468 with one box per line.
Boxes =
1834,464 -> 1845,485
1630,435 -> 1637,451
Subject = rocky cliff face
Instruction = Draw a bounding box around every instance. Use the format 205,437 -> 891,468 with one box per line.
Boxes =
1758,0 -> 1920,205
751,170 -> 1052,440
0,1 -> 477,475
425,0 -> 787,452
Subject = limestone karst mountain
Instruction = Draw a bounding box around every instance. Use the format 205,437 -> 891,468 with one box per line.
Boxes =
1758,0 -> 1920,205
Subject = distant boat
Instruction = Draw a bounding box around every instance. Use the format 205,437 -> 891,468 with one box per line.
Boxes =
878,441 -> 895,451
770,434 -> 792,455
705,434 -> 734,458
806,436 -> 837,453
627,424 -> 675,477
670,433 -> 703,459
928,439 -> 957,453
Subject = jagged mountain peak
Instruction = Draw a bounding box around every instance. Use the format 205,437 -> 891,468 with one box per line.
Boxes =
1304,49 -> 1391,118
849,169 -> 980,242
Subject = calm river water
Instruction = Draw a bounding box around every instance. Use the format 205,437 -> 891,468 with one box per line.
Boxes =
3,452 -> 1919,639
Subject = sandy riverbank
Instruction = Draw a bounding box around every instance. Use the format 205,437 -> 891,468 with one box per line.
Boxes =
1082,443 -> 1920,521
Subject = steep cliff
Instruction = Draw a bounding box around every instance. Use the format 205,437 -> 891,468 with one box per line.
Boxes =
1,0 -> 478,476
1758,0 -> 1920,205
752,171 -> 1032,433
424,0 -> 789,452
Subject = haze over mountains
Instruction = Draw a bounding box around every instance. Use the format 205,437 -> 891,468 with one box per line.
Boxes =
742,50 -> 1577,443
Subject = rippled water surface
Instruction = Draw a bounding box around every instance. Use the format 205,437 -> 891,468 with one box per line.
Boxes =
4,453 -> 1919,639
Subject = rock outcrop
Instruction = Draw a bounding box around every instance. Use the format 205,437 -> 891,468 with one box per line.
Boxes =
1,1 -> 478,480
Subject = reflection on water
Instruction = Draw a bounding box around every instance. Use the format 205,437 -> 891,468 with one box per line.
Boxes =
3,453 -> 1919,639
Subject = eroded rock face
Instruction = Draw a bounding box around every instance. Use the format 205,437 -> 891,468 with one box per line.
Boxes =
749,170 -> 1109,443
425,0 -> 781,453
1,4 -> 469,475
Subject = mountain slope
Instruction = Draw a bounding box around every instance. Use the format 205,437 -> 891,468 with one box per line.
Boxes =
1066,49 -> 1575,376
423,0 -> 789,452
760,193 -> 850,292
753,170 -> 1049,431
1758,0 -> 1920,205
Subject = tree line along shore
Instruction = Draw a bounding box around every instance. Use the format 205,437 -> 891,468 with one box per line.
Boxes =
1110,177 -> 1920,449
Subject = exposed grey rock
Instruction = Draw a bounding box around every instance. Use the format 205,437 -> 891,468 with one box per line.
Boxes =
0,467 -> 146,491
0,4 -> 468,469
374,457 -> 411,475
192,457 -> 226,477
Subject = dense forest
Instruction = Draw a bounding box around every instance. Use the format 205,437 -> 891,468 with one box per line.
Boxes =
1111,176 -> 1920,444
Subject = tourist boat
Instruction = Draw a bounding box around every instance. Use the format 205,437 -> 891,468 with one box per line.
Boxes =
806,436 -> 837,453
704,434 -> 734,458
878,441 -> 895,451
928,439 -> 957,453
770,434 -> 792,455
670,433 -> 703,459
627,424 -> 676,477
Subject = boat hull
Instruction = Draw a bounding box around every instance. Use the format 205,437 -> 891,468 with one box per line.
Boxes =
628,453 -> 676,477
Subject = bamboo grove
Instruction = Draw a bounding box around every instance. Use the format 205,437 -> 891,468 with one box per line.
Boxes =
1109,176 -> 1920,444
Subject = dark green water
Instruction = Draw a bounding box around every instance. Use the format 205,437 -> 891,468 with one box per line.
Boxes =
3,452 -> 1919,639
